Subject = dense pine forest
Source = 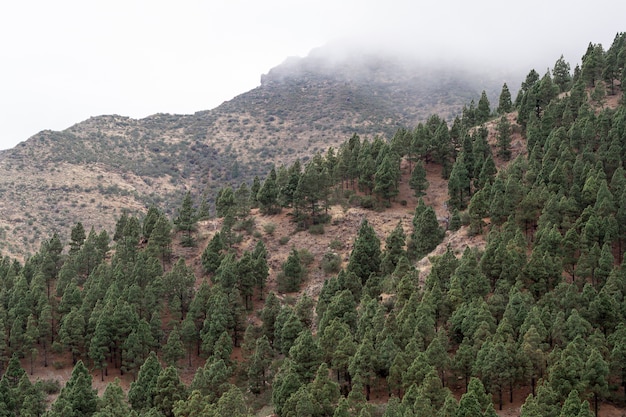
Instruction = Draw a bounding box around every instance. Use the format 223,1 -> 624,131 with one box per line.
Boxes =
1,33 -> 626,417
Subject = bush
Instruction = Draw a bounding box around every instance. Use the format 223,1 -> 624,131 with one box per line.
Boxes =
279,236 -> 290,245
308,224 -> 325,235
329,239 -> 344,250
321,252 -> 342,274
299,249 -> 315,266
360,195 -> 376,209
348,194 -> 362,206
234,217 -> 256,234
460,210 -> 471,226
263,222 -> 276,235
38,379 -> 61,394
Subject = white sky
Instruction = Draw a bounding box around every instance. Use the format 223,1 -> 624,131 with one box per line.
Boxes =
1,0 -> 624,150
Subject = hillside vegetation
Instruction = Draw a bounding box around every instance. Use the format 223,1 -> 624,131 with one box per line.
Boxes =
0,33 -> 626,417
0,50 -> 505,259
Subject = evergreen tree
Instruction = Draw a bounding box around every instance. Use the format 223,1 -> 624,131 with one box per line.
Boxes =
49,360 -> 98,417
409,159 -> 429,197
142,205 -> 162,240
289,329 -> 322,382
94,379 -> 130,417
496,116 -> 512,161
146,215 -> 172,268
553,55 -> 572,92
153,366 -> 187,417
448,152 -> 471,210
497,83 -> 513,114
258,167 -> 280,215
381,221 -> 407,276
201,232 -> 225,275
248,335 -> 273,394
278,248 -> 304,293
215,186 -> 236,218
476,90 -> 491,124
128,352 -> 162,411
374,152 -> 401,203
69,222 -> 86,255
584,348 -> 609,417
163,327 -> 185,367
162,258 -> 196,318
347,219 -> 381,285
174,191 -> 197,247
409,202 -> 444,260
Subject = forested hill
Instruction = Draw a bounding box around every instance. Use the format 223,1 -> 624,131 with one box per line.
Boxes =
1,32 -> 626,417
0,47 -> 506,259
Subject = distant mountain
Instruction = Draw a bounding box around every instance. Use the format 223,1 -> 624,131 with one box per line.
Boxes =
0,47 -> 516,258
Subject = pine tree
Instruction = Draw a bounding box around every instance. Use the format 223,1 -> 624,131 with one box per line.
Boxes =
374,152 -> 401,203
142,205 -> 162,240
381,221 -> 407,276
163,327 -> 185,367
174,191 -> 197,247
163,258 -> 196,318
497,83 -> 513,114
278,248 -> 304,293
201,232 -> 225,275
128,351 -> 162,411
146,215 -> 172,268
448,153 -> 471,210
409,202 -> 444,260
476,90 -> 491,124
69,222 -> 86,255
257,167 -> 280,215
584,348 -> 609,417
50,360 -> 98,417
95,378 -> 131,417
496,116 -> 512,161
289,329 -> 322,382
347,219 -> 381,285
248,335 -> 273,394
409,159 -> 429,197
153,366 -> 187,417
215,186 -> 236,218
553,55 -> 572,92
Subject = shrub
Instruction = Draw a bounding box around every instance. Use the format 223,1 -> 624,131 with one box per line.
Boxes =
329,239 -> 344,250
299,249 -> 315,266
234,217 -> 256,234
308,224 -> 325,235
263,222 -> 276,235
321,251 -> 342,274
279,236 -> 290,245
38,379 -> 61,394
360,195 -> 376,209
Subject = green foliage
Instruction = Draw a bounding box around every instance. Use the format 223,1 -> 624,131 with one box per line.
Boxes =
408,200 -> 444,260
321,251 -> 342,274
174,191 -> 197,247
497,83 -> 513,114
278,248 -> 305,293
347,219 -> 381,285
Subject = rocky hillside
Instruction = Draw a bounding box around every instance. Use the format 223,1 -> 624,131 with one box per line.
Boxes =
0,48 -> 512,259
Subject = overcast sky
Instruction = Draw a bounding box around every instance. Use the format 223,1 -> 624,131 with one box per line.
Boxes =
0,0 -> 624,150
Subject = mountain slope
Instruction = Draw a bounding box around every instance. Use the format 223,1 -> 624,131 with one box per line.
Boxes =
0,49 -> 512,258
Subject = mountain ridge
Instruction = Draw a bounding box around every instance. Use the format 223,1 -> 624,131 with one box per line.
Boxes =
0,48 -> 514,258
